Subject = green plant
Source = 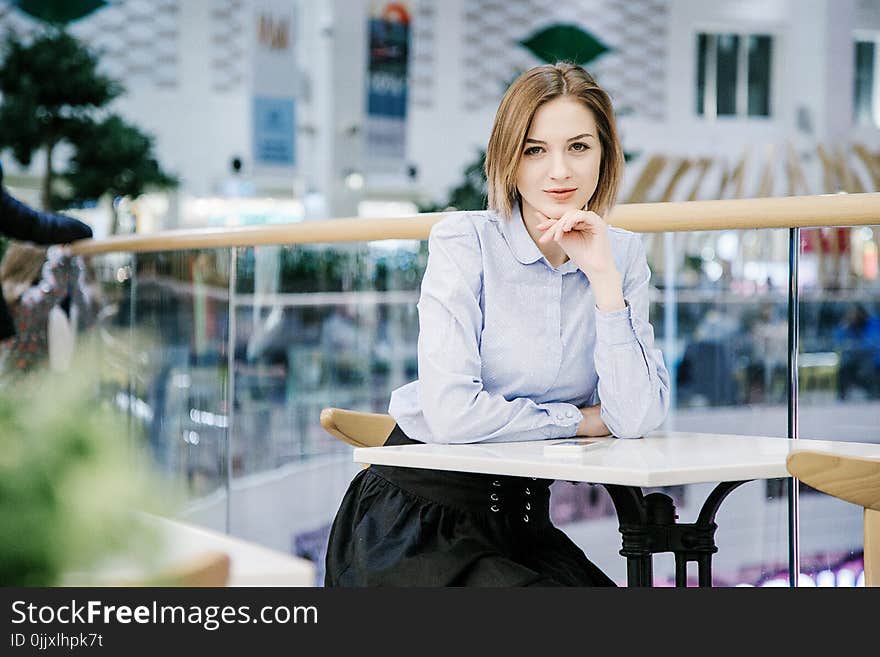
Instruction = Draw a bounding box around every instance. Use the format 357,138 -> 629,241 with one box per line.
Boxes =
0,347 -> 172,585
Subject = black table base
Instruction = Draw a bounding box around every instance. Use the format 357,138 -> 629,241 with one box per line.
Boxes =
599,480 -> 751,587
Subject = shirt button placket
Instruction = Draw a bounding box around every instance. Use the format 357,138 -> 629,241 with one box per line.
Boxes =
557,271 -> 566,382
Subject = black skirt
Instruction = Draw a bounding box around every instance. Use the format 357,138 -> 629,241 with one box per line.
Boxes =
325,425 -> 615,587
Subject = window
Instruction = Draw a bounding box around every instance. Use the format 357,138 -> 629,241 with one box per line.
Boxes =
854,37 -> 878,126
696,32 -> 773,118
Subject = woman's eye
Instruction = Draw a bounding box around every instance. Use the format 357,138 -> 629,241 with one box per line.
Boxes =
524,146 -> 543,156
570,142 -> 589,152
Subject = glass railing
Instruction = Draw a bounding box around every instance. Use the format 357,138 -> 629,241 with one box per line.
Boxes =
78,195 -> 880,586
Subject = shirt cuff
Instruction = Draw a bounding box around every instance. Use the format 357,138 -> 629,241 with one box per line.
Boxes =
540,402 -> 581,438
595,300 -> 638,346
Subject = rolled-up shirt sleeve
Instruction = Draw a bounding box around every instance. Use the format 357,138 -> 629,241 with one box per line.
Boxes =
416,218 -> 581,444
595,236 -> 670,438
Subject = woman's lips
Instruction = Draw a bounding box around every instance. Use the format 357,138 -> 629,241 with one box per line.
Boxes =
544,188 -> 577,201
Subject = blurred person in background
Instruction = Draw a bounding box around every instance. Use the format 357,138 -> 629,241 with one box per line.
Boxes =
834,304 -> 880,400
0,161 -> 93,342
0,242 -> 91,374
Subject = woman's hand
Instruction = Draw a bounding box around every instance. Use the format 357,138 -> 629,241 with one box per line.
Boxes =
536,209 -> 617,276
537,209 -> 625,311
576,404 -> 612,437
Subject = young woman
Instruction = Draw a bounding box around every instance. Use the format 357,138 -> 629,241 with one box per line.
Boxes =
325,62 -> 670,587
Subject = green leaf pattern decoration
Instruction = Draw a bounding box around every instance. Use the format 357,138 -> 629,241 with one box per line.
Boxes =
12,0 -> 108,25
520,23 -> 610,65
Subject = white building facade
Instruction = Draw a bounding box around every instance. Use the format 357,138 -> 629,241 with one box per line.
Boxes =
1,0 -> 879,221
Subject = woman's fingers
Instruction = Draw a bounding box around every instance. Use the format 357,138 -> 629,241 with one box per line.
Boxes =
580,210 -> 605,230
564,211 -> 602,234
535,210 -> 556,233
554,218 -> 569,242
538,225 -> 555,243
537,209 -> 604,243
537,213 -> 556,243
554,210 -> 579,240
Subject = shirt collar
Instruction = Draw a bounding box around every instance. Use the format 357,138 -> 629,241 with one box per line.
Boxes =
502,202 -> 580,274
503,201 -> 544,265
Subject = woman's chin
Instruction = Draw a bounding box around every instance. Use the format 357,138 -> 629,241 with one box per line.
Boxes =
537,201 -> 581,218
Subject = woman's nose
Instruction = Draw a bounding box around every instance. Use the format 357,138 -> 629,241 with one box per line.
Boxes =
548,153 -> 571,179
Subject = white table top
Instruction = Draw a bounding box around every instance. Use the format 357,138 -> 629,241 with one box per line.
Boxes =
354,432 -> 880,487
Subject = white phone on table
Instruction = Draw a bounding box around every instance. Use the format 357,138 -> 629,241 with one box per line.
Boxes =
543,439 -> 607,456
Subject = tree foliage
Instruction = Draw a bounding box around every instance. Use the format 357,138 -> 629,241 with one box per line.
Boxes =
63,115 -> 177,210
0,29 -> 176,212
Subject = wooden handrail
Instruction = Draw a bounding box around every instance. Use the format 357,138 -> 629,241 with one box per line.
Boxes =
70,193 -> 880,256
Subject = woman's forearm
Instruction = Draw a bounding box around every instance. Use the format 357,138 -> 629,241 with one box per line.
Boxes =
576,403 -> 612,437
586,271 -> 625,312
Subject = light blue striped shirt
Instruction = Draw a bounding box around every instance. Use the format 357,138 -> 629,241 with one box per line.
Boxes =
388,204 -> 670,443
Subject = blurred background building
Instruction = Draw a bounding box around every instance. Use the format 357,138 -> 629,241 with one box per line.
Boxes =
3,1 -> 880,225
2,0 -> 879,587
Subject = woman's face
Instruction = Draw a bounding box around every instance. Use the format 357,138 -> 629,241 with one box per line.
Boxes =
515,96 -> 602,221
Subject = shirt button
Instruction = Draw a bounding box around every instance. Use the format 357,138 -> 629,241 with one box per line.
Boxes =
555,413 -> 564,421
566,411 -> 575,418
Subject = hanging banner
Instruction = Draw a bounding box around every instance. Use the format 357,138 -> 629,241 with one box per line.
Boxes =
365,2 -> 410,176
252,0 -> 297,169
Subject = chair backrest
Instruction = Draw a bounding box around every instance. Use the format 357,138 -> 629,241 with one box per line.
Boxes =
319,407 -> 395,448
115,550 -> 231,587
160,550 -> 231,587
786,450 -> 880,587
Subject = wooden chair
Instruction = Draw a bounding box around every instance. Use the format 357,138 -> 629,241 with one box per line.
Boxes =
786,451 -> 880,586
319,407 -> 395,448
156,551 -> 231,587
113,551 -> 231,587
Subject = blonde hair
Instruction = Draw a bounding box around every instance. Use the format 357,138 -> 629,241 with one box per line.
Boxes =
485,62 -> 624,219
1,242 -> 48,307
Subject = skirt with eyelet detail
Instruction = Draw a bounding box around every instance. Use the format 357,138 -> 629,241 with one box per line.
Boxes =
324,424 -> 615,587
